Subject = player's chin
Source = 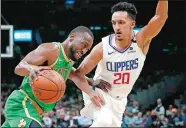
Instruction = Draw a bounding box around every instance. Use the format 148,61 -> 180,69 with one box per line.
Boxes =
116,37 -> 123,41
73,55 -> 79,61
69,55 -> 78,62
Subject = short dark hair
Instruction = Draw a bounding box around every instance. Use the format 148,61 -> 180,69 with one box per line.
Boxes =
69,26 -> 94,39
111,2 -> 137,20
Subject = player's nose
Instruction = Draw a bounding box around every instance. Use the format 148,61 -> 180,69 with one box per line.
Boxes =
115,23 -> 120,30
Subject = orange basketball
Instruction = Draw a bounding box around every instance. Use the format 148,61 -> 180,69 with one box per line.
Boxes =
31,70 -> 66,104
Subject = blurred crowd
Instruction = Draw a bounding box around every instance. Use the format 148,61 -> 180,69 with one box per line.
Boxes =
122,98 -> 186,128
1,77 -> 186,128
40,97 -> 186,128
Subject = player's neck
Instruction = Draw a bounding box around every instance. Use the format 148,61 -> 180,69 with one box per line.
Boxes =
61,40 -> 70,59
116,39 -> 131,48
115,31 -> 133,50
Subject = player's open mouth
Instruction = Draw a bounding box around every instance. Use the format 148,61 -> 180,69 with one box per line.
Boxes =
116,32 -> 122,37
116,34 -> 122,37
116,32 -> 121,34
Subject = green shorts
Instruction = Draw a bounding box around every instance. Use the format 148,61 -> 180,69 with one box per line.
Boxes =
1,90 -> 43,128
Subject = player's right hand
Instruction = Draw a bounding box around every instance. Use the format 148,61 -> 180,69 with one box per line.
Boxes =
93,79 -> 112,92
89,91 -> 105,108
29,66 -> 51,82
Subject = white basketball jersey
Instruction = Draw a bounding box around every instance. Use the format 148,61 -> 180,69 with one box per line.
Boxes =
94,31 -> 146,98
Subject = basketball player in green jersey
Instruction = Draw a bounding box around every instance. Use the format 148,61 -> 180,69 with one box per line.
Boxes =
2,26 -> 105,128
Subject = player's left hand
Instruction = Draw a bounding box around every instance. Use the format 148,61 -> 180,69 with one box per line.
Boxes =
89,91 -> 105,108
29,66 -> 51,84
93,79 -> 112,92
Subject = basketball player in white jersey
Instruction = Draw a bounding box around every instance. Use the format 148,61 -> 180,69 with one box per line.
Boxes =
71,0 -> 168,127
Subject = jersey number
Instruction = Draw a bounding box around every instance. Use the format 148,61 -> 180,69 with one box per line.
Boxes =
113,72 -> 130,84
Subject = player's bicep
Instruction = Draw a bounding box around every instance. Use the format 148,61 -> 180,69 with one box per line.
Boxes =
77,43 -> 103,75
22,45 -> 48,65
138,15 -> 167,45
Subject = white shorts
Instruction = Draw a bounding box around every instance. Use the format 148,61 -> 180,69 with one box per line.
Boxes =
80,87 -> 127,127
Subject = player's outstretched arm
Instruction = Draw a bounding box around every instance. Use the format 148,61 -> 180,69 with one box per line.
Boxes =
137,0 -> 168,54
69,42 -> 103,84
69,67 -> 111,93
14,43 -> 53,77
69,43 -> 105,107
68,67 -> 94,85
77,42 -> 103,75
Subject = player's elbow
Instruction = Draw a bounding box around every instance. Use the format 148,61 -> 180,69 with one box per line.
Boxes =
161,14 -> 168,21
71,72 -> 86,86
14,65 -> 28,76
14,65 -> 20,75
75,67 -> 85,76
14,66 -> 23,76
156,14 -> 168,23
68,72 -> 78,81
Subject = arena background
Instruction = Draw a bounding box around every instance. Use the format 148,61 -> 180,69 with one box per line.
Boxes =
1,0 -> 186,127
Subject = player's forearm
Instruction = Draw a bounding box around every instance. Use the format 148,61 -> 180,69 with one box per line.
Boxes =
69,67 -> 94,86
71,72 -> 94,96
155,0 -> 168,20
14,61 -> 37,76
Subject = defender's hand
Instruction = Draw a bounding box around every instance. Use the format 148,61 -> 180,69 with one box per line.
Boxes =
29,66 -> 51,82
93,79 -> 111,92
89,91 -> 105,108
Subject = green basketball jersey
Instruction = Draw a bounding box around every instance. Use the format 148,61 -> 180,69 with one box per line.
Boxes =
20,42 -> 73,112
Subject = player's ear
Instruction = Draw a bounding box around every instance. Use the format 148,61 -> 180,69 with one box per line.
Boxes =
69,34 -> 76,42
131,20 -> 136,29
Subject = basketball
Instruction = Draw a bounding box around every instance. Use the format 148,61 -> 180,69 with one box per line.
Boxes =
31,70 -> 66,104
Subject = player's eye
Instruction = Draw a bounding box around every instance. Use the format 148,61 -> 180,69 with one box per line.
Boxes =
119,21 -> 125,24
112,22 -> 116,25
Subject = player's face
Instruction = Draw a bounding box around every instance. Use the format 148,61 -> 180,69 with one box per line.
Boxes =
111,11 -> 135,41
68,33 -> 93,61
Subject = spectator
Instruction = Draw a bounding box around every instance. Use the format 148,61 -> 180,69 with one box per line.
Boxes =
166,104 -> 173,117
159,114 -> 169,127
151,110 -> 158,127
77,116 -> 92,127
126,101 -> 133,113
68,111 -> 78,127
124,109 -> 135,127
168,108 -> 180,127
145,111 -> 152,127
181,106 -> 186,127
126,100 -> 140,116
43,113 -> 52,128
154,98 -> 165,117
57,110 -> 69,128
131,112 -> 145,127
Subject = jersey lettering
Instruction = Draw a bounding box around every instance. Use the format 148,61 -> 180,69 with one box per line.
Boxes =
106,58 -> 138,72
113,72 -> 130,84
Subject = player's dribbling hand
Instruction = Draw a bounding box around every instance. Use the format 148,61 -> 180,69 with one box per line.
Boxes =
93,79 -> 111,92
89,91 -> 105,108
29,66 -> 51,83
